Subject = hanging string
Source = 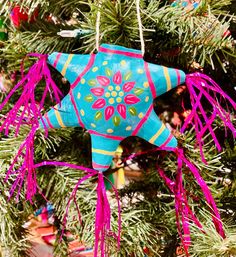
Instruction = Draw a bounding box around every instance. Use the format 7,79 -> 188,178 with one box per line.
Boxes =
95,0 -> 102,51
136,0 -> 145,55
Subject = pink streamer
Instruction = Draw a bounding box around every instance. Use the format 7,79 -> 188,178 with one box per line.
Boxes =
125,146 -> 224,254
155,146 -> 225,254
158,165 -> 202,257
176,148 -> 226,238
103,176 -> 121,249
0,54 -> 62,136
0,54 -> 63,202
6,124 -> 38,203
176,149 -> 191,255
183,73 -> 236,163
94,172 -> 111,257
34,161 -> 121,257
61,171 -> 98,237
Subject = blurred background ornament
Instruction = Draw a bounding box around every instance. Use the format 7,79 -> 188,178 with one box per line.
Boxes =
170,0 -> 200,11
0,72 -> 12,92
0,17 -> 8,41
10,5 -> 39,28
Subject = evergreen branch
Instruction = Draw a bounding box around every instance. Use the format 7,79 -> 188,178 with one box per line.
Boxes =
0,0 -> 90,20
143,0 -> 235,70
199,0 -> 233,16
0,124 -> 72,171
190,211 -> 236,256
0,185 -> 33,257
79,0 -> 140,52
7,22 -> 77,54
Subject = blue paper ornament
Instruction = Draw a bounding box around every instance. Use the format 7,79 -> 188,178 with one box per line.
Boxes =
40,44 -> 185,171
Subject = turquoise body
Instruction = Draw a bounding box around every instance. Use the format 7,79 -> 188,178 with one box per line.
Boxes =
40,44 -> 186,171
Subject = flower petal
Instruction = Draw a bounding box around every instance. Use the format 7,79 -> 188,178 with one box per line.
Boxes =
117,104 -> 126,119
84,94 -> 94,102
91,87 -> 105,96
124,71 -> 132,81
134,88 -> 144,96
97,76 -> 110,86
92,98 -> 106,109
105,68 -> 113,77
124,95 -> 140,105
113,71 -> 122,84
88,79 -> 97,86
105,106 -> 115,120
112,116 -> 121,126
123,82 -> 135,92
95,111 -> 103,120
128,107 -> 137,116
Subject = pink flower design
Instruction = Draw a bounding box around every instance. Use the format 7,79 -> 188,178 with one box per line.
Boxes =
91,71 -> 140,121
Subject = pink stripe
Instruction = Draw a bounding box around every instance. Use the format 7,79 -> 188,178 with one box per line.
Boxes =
71,54 -> 96,89
132,105 -> 153,136
175,69 -> 181,85
99,47 -> 143,58
144,62 -> 156,98
89,130 -> 125,141
53,53 -> 62,68
69,90 -> 84,128
44,113 -> 54,129
160,134 -> 174,148
92,162 -> 110,169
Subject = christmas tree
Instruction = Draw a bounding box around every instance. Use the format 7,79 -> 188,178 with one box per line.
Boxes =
0,0 -> 236,256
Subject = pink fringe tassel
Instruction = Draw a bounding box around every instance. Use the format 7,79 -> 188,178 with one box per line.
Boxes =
94,172 -> 111,257
176,148 -> 225,238
156,146 -> 225,255
182,73 -> 236,163
35,161 -> 121,257
0,54 -> 62,202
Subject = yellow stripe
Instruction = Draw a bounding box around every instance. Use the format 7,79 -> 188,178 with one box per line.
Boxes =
61,54 -> 74,76
163,66 -> 172,91
92,148 -> 115,156
149,123 -> 166,144
54,109 -> 66,128
117,168 -> 125,188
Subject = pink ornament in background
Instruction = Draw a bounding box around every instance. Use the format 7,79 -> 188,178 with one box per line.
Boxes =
172,112 -> 181,126
0,74 -> 11,93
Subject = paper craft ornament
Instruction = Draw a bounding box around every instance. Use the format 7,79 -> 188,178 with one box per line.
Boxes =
1,44 -> 236,257
171,0 -> 200,11
40,44 -> 185,171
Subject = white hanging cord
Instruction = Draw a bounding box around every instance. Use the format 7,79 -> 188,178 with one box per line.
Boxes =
95,0 -> 102,51
136,0 -> 145,55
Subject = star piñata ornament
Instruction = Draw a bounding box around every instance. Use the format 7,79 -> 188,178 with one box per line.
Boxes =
40,44 -> 185,171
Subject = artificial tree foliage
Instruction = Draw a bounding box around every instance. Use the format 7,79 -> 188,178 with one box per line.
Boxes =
0,0 -> 235,256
